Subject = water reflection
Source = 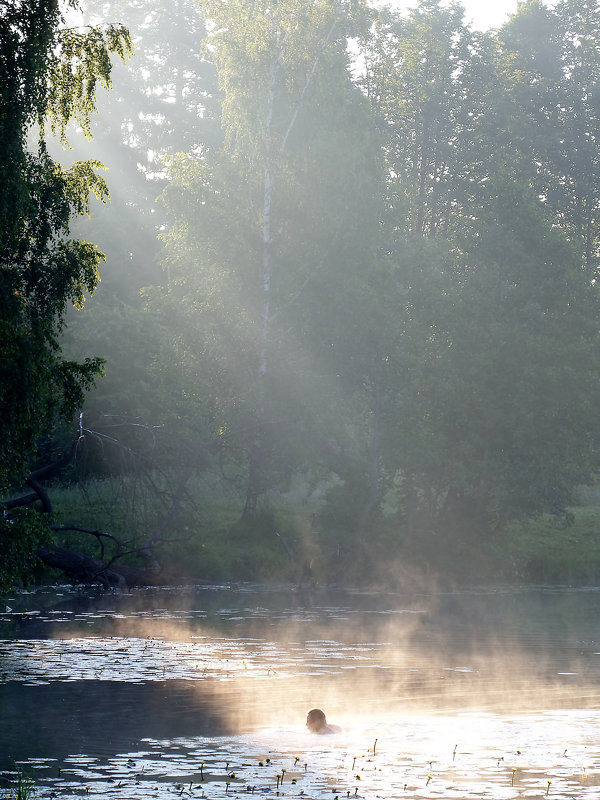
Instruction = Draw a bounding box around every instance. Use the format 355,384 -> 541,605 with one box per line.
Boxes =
0,680 -> 235,764
1,584 -> 600,799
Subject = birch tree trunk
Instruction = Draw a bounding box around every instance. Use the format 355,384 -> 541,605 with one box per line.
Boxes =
242,43 -> 278,519
242,8 -> 338,518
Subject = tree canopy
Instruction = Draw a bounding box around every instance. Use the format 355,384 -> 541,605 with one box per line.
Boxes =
3,0 -> 600,591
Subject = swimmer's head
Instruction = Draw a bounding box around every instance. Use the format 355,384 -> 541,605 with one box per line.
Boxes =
306,708 -> 328,733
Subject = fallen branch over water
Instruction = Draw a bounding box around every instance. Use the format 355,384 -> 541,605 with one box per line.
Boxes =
36,543 -> 164,589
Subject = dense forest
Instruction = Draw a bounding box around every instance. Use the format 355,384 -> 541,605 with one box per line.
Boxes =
2,0 -> 600,592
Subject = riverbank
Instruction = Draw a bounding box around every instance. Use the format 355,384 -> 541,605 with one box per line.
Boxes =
44,478 -> 600,590
503,505 -> 600,585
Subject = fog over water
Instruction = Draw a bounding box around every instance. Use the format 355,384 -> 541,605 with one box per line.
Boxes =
1,584 -> 600,799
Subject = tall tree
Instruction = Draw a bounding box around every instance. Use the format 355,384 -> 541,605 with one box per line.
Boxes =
157,0 -> 380,519
356,0 -> 600,544
0,0 -> 131,590
58,0 -> 220,436
364,0 -> 483,237
59,0 -> 219,301
498,0 -> 600,272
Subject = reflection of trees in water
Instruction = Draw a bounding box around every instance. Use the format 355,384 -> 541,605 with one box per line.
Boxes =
0,680 -> 233,769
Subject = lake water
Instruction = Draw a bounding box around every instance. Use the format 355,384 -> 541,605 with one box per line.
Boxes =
1,583 -> 600,799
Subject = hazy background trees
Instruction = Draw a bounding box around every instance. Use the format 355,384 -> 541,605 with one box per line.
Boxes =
3,0 -> 600,590
360,0 -> 600,559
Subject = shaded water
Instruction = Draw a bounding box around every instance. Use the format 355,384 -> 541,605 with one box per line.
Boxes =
1,584 -> 600,799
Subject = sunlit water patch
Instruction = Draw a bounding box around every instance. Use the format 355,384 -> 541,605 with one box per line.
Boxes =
4,712 -> 600,800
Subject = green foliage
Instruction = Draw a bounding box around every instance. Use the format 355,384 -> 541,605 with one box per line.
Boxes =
0,2 -> 130,492
0,1 -> 131,591
114,0 -> 600,570
354,0 -> 600,540
498,0 -> 600,271
46,23 -> 132,141
504,507 -> 600,584
0,510 -> 52,596
205,511 -> 292,581
2,772 -> 36,800
58,0 -> 221,464
45,469 -> 293,582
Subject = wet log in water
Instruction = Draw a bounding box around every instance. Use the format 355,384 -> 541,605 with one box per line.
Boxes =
36,544 -> 165,589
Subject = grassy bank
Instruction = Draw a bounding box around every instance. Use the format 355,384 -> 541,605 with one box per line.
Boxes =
503,506 -> 600,585
44,474 -> 600,588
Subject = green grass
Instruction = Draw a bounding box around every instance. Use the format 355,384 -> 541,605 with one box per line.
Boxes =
3,773 -> 36,800
503,506 -> 600,584
47,473 -> 301,583
42,469 -> 600,587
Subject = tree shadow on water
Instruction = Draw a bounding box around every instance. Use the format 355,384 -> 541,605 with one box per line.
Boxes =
0,679 -> 234,771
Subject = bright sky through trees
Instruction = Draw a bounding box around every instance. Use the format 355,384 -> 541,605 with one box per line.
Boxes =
457,0 -> 519,29
391,0 -> 555,30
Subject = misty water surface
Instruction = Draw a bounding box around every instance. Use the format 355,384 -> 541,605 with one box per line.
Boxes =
1,583 -> 600,799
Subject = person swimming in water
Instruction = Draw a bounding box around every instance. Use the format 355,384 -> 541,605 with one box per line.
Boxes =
306,708 -> 341,734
